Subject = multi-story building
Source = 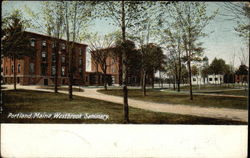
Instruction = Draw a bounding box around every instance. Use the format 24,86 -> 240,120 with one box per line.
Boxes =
90,47 -> 122,85
2,31 -> 87,86
90,47 -> 153,86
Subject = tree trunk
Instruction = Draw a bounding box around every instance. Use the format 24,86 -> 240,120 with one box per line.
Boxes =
140,69 -> 143,90
65,2 -> 73,100
54,41 -> 59,93
177,39 -> 181,92
173,76 -> 175,91
187,59 -> 193,100
143,70 -> 147,96
175,73 -> 179,92
158,71 -> 161,88
104,67 -> 107,90
13,55 -> 17,91
161,78 -> 163,88
151,71 -> 154,89
177,73 -> 180,92
0,55 -> 2,100
168,78 -> 170,89
69,47 -> 73,100
121,0 -> 129,123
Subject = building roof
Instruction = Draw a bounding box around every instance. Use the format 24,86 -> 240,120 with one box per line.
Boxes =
25,31 -> 88,46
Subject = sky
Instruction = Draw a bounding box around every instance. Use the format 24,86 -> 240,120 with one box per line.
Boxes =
2,1 -> 249,71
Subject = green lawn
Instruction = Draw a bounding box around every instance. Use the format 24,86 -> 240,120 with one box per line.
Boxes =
179,84 -> 245,91
1,90 -> 246,124
98,89 -> 248,110
193,89 -> 248,96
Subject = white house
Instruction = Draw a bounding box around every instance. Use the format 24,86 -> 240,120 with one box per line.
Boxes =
207,74 -> 224,84
191,74 -> 224,85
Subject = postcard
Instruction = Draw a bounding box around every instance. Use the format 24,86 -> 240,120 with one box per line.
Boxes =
1,1 -> 248,157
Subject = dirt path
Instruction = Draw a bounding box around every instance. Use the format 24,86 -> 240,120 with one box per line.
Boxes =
3,85 -> 248,122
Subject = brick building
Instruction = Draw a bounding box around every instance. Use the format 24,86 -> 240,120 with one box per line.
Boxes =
2,31 -> 87,86
90,47 -> 153,86
235,74 -> 248,83
90,48 -> 122,85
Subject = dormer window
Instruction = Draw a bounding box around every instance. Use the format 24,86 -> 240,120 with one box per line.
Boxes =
30,38 -> 35,47
42,40 -> 47,46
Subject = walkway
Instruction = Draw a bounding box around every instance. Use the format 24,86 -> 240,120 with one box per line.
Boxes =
3,85 -> 248,122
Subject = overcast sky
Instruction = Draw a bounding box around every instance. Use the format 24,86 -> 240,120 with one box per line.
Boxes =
2,1 -> 249,71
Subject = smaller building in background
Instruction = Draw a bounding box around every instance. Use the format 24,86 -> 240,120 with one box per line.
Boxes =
235,74 -> 248,83
91,47 -> 121,85
192,74 -> 224,85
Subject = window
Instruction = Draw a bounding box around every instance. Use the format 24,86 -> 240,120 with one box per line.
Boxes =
41,63 -> 47,76
52,42 -> 55,48
209,78 -> 212,81
79,48 -> 82,55
111,66 -> 115,73
85,76 -> 88,82
17,64 -> 21,73
29,63 -> 34,74
42,52 -> 47,62
42,40 -> 46,46
215,78 -> 218,81
52,66 -> 56,76
11,65 -> 14,73
30,38 -> 35,47
220,78 -> 222,81
61,66 -> 65,76
5,67 -> 8,74
193,78 -> 196,82
79,59 -> 82,65
52,53 -> 56,63
61,43 -> 65,50
61,56 -> 65,63
79,68 -> 82,73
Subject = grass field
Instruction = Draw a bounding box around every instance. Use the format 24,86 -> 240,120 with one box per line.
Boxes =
98,89 -> 248,110
193,89 -> 248,96
1,90 -> 246,124
176,84 -> 246,90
